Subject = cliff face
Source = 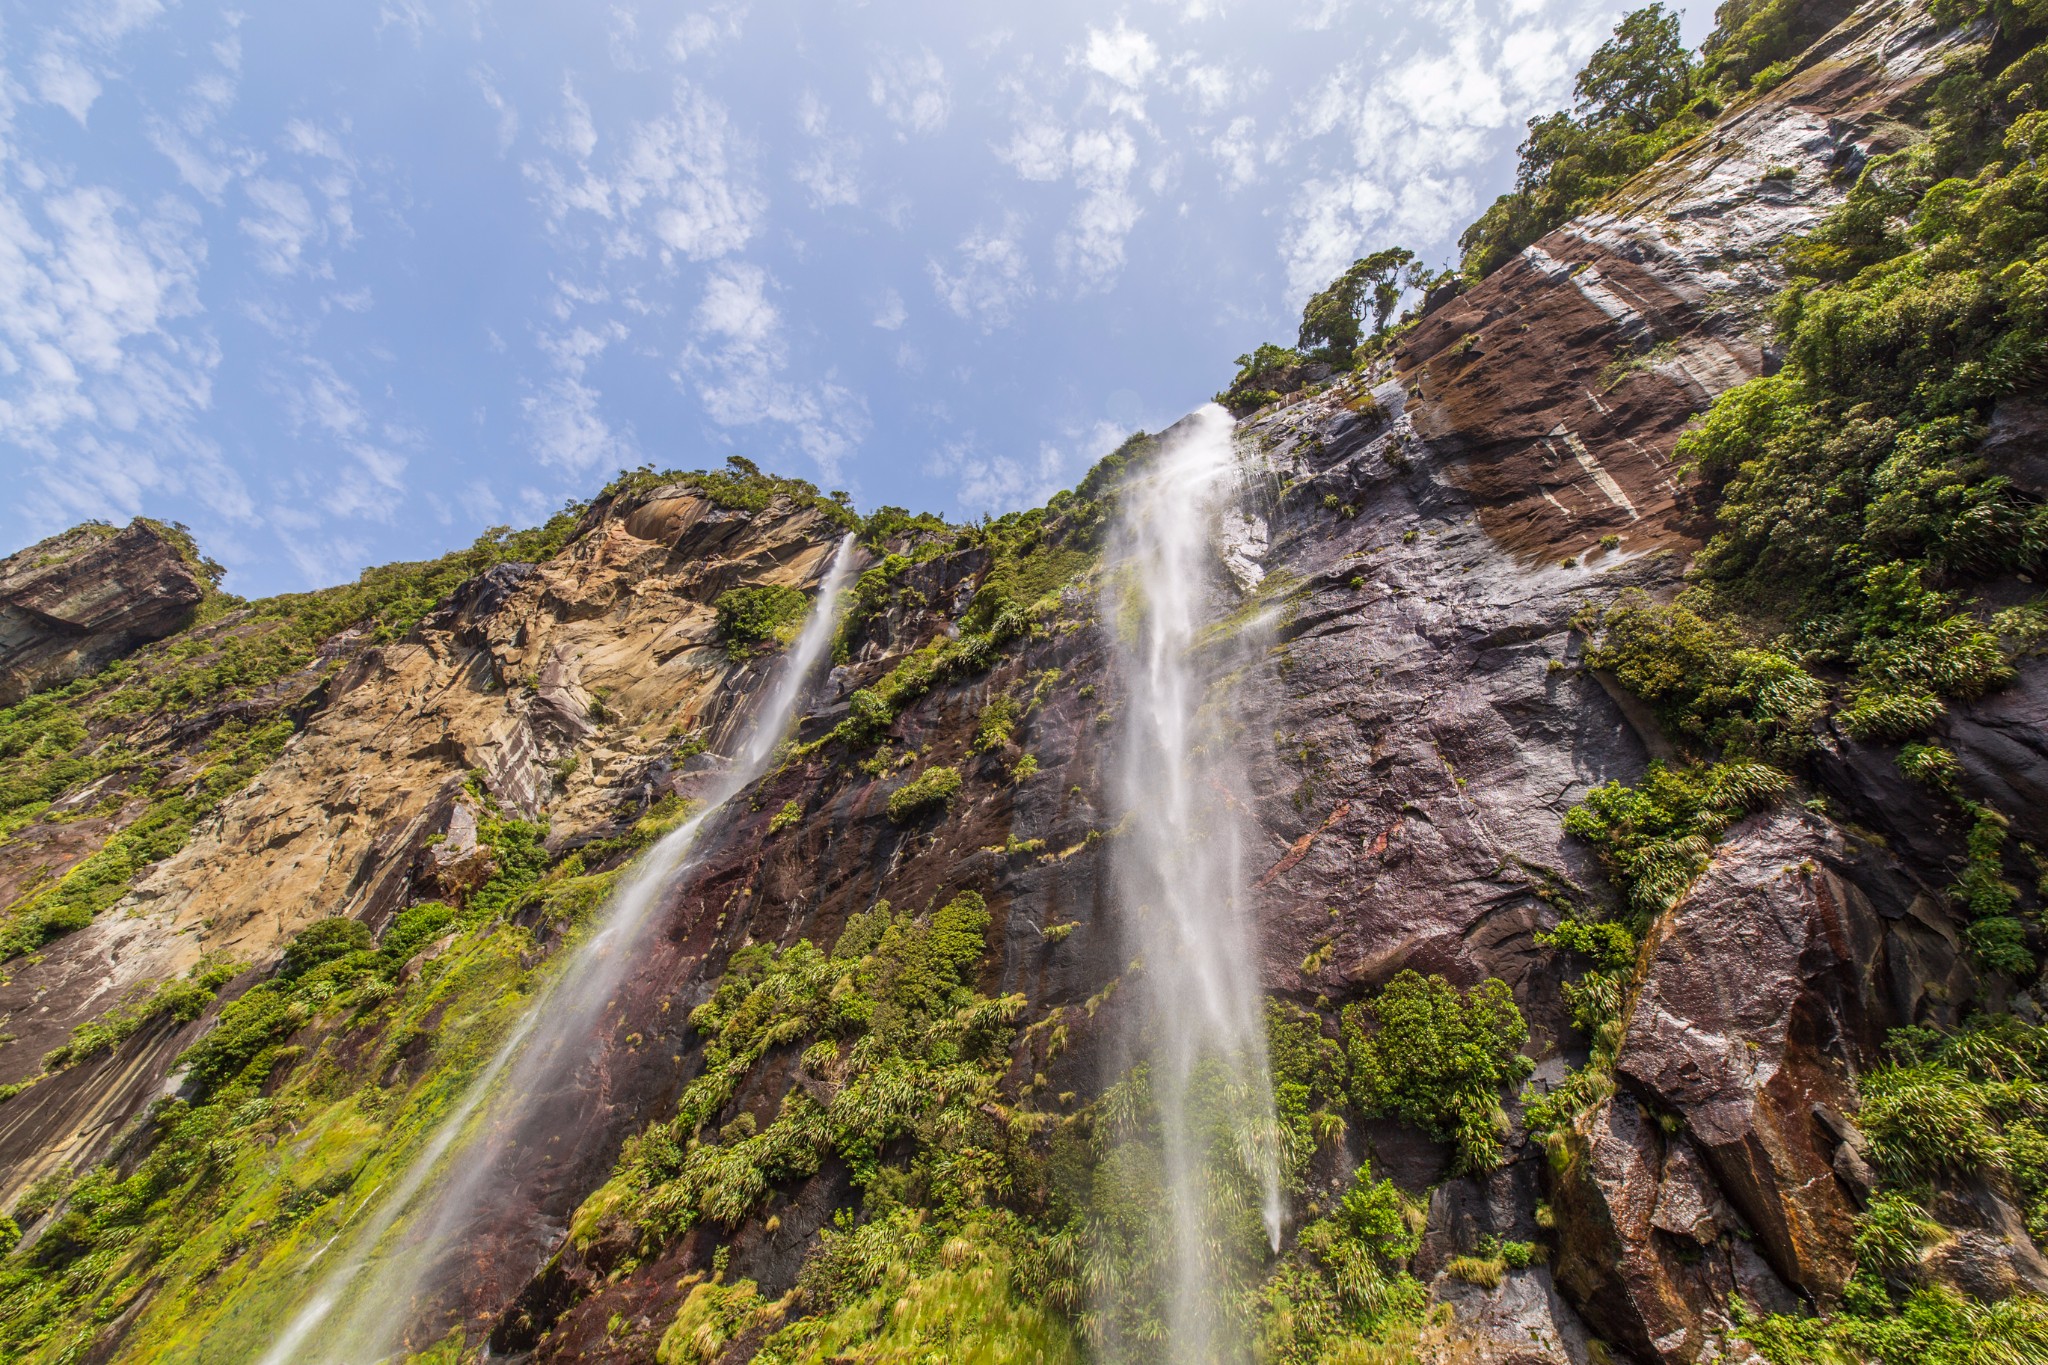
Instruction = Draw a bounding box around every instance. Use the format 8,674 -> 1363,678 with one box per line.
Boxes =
0,521 -> 207,707
0,3 -> 2044,1363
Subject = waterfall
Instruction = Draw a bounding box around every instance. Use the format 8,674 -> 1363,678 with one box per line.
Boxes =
256,532 -> 860,1365
1105,404 -> 1281,1361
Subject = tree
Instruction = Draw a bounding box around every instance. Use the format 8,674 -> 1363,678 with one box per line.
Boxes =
1574,4 -> 1696,133
1297,247 -> 1422,364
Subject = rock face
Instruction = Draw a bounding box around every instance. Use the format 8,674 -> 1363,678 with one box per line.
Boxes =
0,490 -> 842,1205
0,4 -> 2041,1363
0,521 -> 207,706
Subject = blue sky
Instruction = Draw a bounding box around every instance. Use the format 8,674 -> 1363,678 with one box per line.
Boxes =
0,0 -> 1708,596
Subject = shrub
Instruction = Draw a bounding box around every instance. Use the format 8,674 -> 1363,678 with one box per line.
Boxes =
1853,1192 -> 1947,1271
279,918 -> 373,980
714,584 -> 810,657
1563,760 -> 1791,915
972,696 -> 1018,754
886,766 -> 963,824
1579,592 -> 1826,763
769,800 -> 803,835
1343,970 -> 1534,1172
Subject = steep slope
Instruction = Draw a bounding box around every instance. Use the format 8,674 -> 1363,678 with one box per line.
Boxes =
1,2 -> 2046,1363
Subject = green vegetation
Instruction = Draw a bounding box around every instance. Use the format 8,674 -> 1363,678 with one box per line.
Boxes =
1563,760 -> 1791,916
1578,592 -> 1826,763
886,765 -> 963,824
693,1216 -> 1082,1364
1460,5 -> 1708,278
0,504 -> 587,963
0,788 -> 615,1362
973,695 -> 1019,753
576,891 -> 1018,1246
1252,1163 -> 1428,1363
714,583 -> 811,658
1735,1284 -> 2048,1365
40,960 -> 239,1072
1342,970 -> 1534,1173
1298,248 -> 1425,366
602,454 -> 859,535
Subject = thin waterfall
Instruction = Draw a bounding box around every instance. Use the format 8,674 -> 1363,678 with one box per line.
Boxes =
1105,404 -> 1282,1361
257,532 -> 860,1365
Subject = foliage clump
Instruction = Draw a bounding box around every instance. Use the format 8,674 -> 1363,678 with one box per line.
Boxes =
886,765 -> 964,824
1342,970 -> 1534,1173
714,583 -> 811,658
1564,760 -> 1791,916
581,891 -> 1017,1250
1460,5 -> 1707,278
1579,593 -> 1827,764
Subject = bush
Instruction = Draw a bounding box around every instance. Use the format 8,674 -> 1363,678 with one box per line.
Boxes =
1343,970 -> 1534,1172
1579,592 -> 1826,763
1563,760 -> 1791,915
714,584 -> 810,657
279,918 -> 373,980
886,766 -> 963,824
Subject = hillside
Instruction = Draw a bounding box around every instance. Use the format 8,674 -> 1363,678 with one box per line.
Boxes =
4,2 -> 2048,1362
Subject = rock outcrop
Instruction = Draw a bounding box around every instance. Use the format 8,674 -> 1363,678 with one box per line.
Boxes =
0,521 -> 207,706
0,3 -> 2041,1362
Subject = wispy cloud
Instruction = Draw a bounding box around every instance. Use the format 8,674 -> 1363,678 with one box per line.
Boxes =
525,78 -> 764,263
868,46 -> 951,138
929,220 -> 1034,330
793,92 -> 862,208
679,262 -> 870,479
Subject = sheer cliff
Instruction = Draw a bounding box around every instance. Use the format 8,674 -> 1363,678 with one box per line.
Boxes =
4,2 -> 2048,1362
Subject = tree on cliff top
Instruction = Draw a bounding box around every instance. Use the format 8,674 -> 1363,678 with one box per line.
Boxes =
1573,4 -> 1695,133
1296,247 -> 1422,366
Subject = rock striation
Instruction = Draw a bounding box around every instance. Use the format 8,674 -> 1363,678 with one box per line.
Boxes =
0,3 -> 2043,1362
0,521 -> 207,707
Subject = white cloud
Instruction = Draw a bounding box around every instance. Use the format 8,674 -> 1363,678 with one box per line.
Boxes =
695,261 -> 776,344
678,262 -> 869,478
376,0 -> 431,43
872,287 -> 906,331
550,78 -> 599,159
1276,17 -> 1603,296
142,16 -> 250,200
868,47 -> 951,138
1058,126 -> 1141,287
925,433 -> 1071,515
997,118 -> 1069,181
32,45 -> 103,124
474,67 -> 521,154
282,357 -> 366,438
72,0 -> 167,46
240,177 -> 320,276
669,4 -> 747,62
525,80 -> 763,264
793,92 -> 861,208
524,374 -> 632,472
1083,21 -> 1160,88
1210,115 -> 1260,188
0,183 -> 209,444
928,222 -> 1033,329
1176,62 -> 1235,114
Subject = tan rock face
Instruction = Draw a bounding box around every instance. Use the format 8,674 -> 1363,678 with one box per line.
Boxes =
0,521 -> 206,706
0,489 -> 842,1203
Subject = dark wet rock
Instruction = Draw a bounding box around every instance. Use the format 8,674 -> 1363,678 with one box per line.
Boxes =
1615,810 -> 1917,1302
